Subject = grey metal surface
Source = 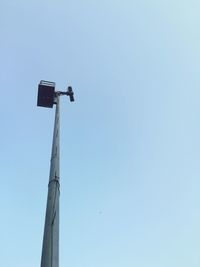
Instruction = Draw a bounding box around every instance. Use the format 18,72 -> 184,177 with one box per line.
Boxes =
41,95 -> 60,267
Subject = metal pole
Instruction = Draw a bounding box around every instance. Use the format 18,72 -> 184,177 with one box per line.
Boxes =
41,95 -> 60,267
37,80 -> 74,267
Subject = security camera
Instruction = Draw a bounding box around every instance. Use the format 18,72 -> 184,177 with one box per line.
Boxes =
66,86 -> 74,102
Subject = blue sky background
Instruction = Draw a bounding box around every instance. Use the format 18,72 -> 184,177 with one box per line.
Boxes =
1,1 -> 200,266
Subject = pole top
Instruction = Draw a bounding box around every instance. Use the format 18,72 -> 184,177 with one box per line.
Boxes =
37,80 -> 75,108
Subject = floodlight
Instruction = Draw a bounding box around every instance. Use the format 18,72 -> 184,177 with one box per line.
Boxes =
37,80 -> 56,108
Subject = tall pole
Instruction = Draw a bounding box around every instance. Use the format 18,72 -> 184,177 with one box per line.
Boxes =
37,81 -> 74,267
41,95 -> 60,267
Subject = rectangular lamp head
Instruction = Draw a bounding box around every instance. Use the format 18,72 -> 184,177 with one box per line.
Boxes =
37,80 -> 56,108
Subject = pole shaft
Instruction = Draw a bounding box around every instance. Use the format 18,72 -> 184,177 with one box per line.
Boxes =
41,96 -> 60,267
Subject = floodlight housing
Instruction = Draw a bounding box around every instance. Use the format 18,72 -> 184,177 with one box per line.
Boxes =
37,80 -> 56,108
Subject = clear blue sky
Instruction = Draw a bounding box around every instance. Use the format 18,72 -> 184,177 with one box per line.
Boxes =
1,1 -> 200,266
